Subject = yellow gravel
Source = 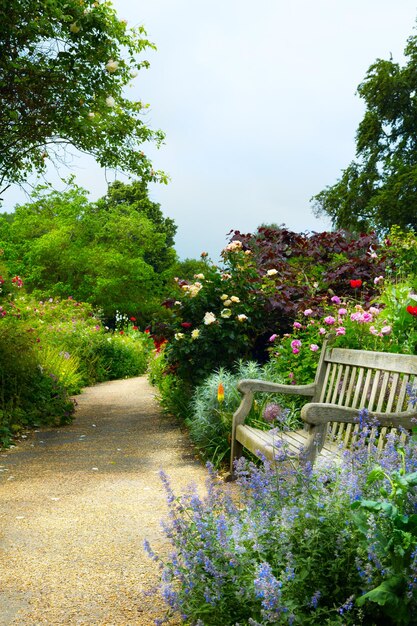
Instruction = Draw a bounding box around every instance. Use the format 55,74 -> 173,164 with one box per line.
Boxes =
0,377 -> 207,625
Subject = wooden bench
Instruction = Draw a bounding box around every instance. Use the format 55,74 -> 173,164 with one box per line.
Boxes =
230,340 -> 417,475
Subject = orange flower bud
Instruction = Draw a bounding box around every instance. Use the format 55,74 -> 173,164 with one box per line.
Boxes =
217,382 -> 225,403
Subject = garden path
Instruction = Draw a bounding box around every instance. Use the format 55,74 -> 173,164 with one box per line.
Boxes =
0,376 -> 207,625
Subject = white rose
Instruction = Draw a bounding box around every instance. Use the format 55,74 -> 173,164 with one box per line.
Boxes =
174,333 -> 185,340
230,296 -> 240,303
106,60 -> 119,73
221,308 -> 232,319
191,329 -> 200,339
237,314 -> 248,322
203,312 -> 216,325
105,96 -> 115,108
267,269 -> 278,276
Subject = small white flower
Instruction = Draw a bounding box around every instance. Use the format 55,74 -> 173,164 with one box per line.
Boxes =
223,299 -> 232,307
194,273 -> 205,280
70,22 -> 80,33
267,269 -> 278,276
237,314 -> 248,322
129,69 -> 139,78
221,308 -> 232,319
220,294 -> 229,301
105,96 -> 115,107
174,332 -> 185,340
230,296 -> 240,303
106,59 -> 119,73
191,329 -> 200,339
203,312 -> 216,325
87,112 -> 95,119
174,301 -> 182,306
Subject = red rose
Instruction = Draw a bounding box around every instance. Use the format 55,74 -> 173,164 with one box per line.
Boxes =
181,322 -> 192,328
406,305 -> 417,316
350,279 -> 362,289
130,316 -> 136,322
132,326 -> 138,331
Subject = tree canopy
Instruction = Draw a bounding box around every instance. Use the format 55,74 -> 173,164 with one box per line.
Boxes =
0,0 -> 167,197
312,25 -> 417,234
0,181 -> 177,322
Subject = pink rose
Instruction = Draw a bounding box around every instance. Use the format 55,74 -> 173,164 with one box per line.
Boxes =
269,334 -> 278,342
291,339 -> 301,349
310,344 -> 319,352
336,327 -> 346,336
292,348 -> 300,354
303,308 -> 313,316
381,325 -> 392,335
319,327 -> 326,335
331,296 -> 341,304
338,308 -> 347,316
293,322 -> 302,329
324,316 -> 336,325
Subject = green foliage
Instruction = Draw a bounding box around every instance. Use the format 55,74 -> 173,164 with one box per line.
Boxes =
351,456 -> 417,624
0,0 -> 166,194
0,315 -> 75,446
0,294 -> 154,446
312,25 -> 417,233
1,181 -> 177,322
187,362 -> 265,466
147,349 -> 193,421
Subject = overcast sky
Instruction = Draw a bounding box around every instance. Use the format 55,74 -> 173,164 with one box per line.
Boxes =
3,1 -> 417,260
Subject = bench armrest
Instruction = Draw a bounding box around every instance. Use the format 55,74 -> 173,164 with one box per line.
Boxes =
232,380 -> 316,432
301,402 -> 417,430
237,379 -> 316,396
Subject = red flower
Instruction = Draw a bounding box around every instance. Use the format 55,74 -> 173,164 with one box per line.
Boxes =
132,325 -> 138,331
407,305 -> 417,316
119,330 -> 124,335
144,329 -> 150,334
130,316 -> 137,322
350,279 -> 362,289
181,322 -> 192,328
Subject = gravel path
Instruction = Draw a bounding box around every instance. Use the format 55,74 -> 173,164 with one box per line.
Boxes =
0,376 -> 208,625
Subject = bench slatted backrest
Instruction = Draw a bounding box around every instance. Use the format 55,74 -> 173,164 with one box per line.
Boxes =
316,348 -> 417,448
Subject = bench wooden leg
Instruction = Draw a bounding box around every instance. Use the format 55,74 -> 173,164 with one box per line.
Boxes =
229,438 -> 244,479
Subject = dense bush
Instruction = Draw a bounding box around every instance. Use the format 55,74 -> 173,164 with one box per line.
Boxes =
0,293 -> 154,446
147,419 -> 417,625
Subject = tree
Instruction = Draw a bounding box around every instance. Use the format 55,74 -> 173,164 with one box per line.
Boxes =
0,182 -> 178,323
312,27 -> 417,234
0,0 -> 167,197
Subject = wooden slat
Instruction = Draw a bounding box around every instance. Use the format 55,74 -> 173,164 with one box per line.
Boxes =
360,368 -> 373,408
319,362 -> 332,402
331,365 -> 344,404
386,373 -> 399,413
376,371 -> 390,412
345,366 -> 357,407
367,370 -> 381,412
352,368 -> 365,408
325,364 -> 338,403
396,375 -> 409,412
325,348 -> 417,375
337,365 -> 350,405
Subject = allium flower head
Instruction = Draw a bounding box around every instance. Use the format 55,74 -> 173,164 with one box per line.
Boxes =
263,403 -> 284,423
